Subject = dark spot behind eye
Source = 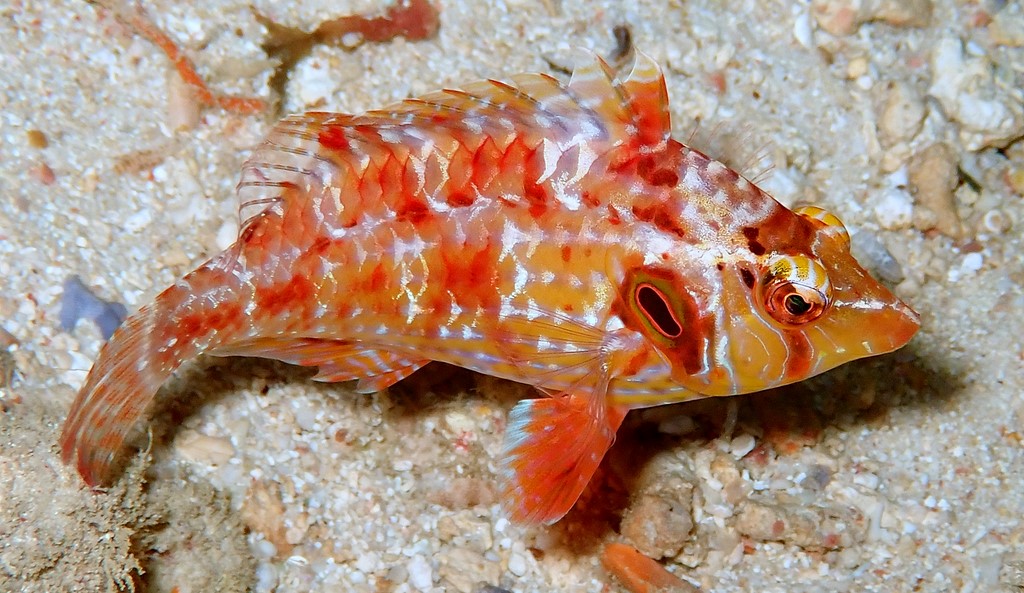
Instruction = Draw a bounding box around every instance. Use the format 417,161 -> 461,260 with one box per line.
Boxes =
743,226 -> 766,256
636,284 -> 683,338
739,268 -> 756,289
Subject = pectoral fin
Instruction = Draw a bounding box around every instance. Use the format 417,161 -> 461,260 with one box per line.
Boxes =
501,392 -> 628,524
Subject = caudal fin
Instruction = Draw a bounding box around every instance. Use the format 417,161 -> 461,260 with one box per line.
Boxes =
60,260 -> 245,486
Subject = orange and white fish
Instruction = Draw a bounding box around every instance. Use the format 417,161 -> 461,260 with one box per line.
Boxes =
61,53 -> 919,524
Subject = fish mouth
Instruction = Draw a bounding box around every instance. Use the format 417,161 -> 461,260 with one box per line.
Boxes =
851,297 -> 921,355
885,300 -> 921,351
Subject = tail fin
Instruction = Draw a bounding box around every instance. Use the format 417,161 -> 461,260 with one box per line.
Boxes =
60,258 -> 246,486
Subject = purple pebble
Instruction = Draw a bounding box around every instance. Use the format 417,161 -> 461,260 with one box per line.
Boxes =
60,276 -> 128,340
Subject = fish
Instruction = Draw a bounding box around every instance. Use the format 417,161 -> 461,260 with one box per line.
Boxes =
60,52 -> 920,525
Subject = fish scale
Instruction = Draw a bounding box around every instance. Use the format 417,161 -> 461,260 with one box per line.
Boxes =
61,52 -> 919,524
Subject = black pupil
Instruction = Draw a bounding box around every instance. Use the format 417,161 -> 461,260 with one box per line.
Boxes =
784,293 -> 812,315
637,285 -> 682,338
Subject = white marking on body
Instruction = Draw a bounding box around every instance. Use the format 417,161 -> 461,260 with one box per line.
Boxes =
354,151 -> 370,173
499,221 -> 532,263
448,302 -> 463,326
536,139 -> 560,184
407,152 -> 427,197
450,217 -> 468,247
499,298 -> 515,320
513,266 -> 529,297
400,264 -> 419,325
526,299 -> 542,321
705,159 -> 727,178
682,164 -> 705,192
463,117 -> 483,135
643,232 -> 677,265
552,179 -> 580,210
377,127 -> 401,144
565,141 -> 598,187
604,315 -> 625,333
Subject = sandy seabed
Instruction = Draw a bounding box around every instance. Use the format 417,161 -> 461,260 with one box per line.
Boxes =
2,1 -> 1023,592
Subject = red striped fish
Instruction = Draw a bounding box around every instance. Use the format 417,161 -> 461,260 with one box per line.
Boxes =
61,53 -> 919,524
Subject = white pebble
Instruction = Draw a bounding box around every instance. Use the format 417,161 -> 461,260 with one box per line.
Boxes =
658,414 -> 697,436
873,188 -> 914,229
355,552 -> 379,573
730,434 -> 756,459
793,10 -> 814,48
929,37 -> 1024,150
295,58 -> 342,108
254,538 -> 277,559
961,252 -> 983,274
406,554 -> 433,591
508,550 -> 528,577
174,430 -> 235,465
123,208 -> 153,233
292,400 -> 317,431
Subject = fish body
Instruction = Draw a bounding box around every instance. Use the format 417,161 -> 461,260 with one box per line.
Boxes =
61,54 -> 919,524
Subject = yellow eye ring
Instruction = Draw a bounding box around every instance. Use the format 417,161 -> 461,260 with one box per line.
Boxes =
759,255 -> 832,326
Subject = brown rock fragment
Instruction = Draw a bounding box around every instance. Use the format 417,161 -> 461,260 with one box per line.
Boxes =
620,492 -> 694,559
734,500 -> 865,551
25,129 -> 48,149
877,81 -> 926,146
438,549 -> 501,593
426,476 -> 496,510
908,143 -> 964,238
1008,167 -> 1024,196
812,0 -> 933,36
29,162 -> 55,185
1000,556 -> 1024,588
241,480 -> 292,557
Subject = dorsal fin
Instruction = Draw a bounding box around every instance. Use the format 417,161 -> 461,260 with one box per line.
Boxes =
233,52 -> 674,240
618,51 -> 672,147
567,51 -> 671,148
376,72 -> 592,140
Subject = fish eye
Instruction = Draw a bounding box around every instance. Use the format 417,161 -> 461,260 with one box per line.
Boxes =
760,255 -> 832,326
765,282 -> 827,325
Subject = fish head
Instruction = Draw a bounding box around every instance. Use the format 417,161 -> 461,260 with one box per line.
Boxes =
713,204 -> 920,394
617,197 -> 919,398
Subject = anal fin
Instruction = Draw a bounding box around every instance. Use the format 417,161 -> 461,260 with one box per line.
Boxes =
212,337 -> 428,392
501,393 -> 628,524
352,363 -> 425,393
